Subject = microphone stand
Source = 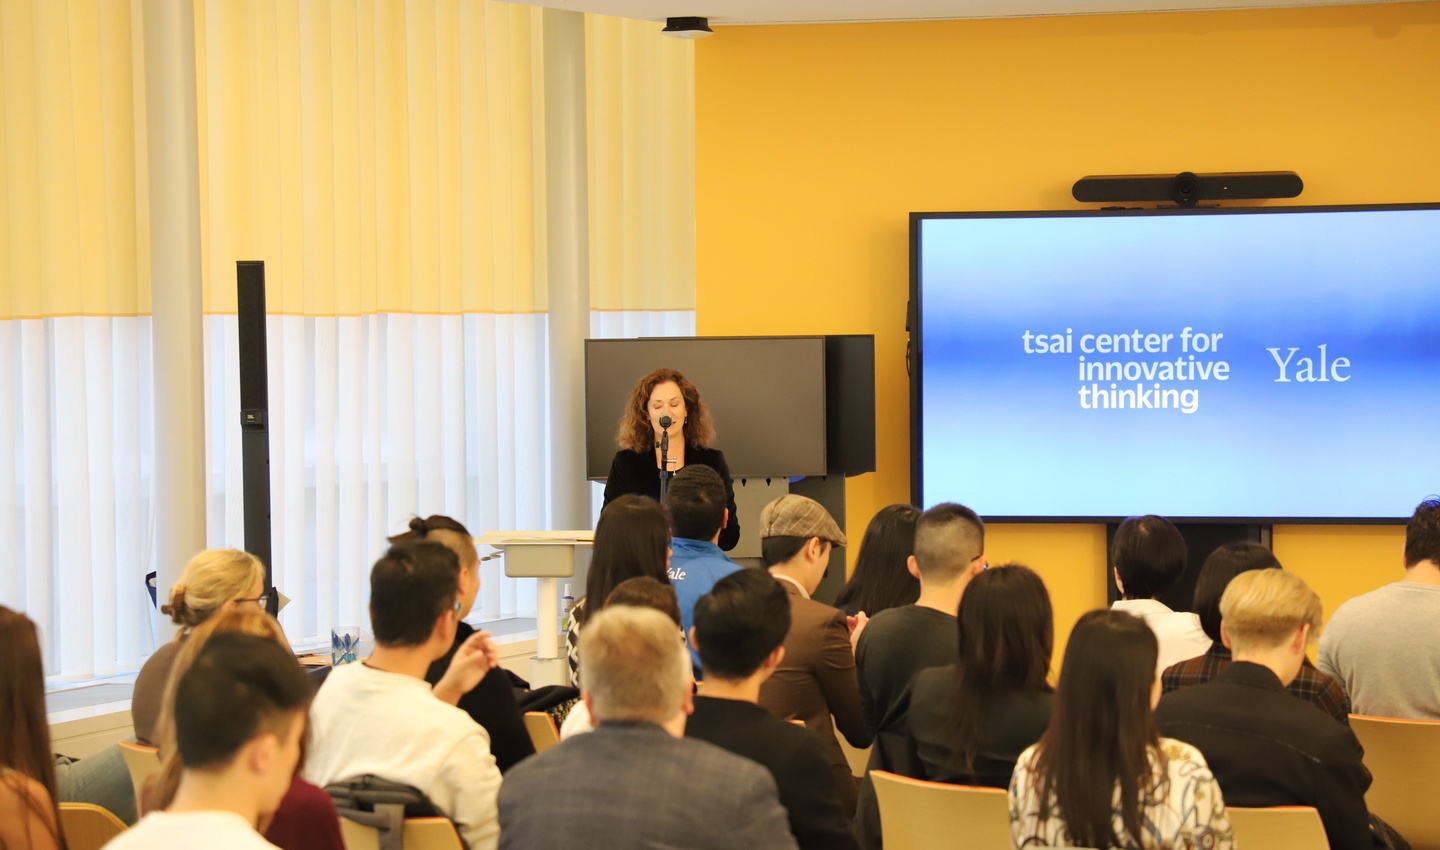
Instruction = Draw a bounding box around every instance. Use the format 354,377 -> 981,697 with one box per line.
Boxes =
658,416 -> 672,503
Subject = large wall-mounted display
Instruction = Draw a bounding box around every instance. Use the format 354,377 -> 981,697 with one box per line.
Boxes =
911,204 -> 1440,522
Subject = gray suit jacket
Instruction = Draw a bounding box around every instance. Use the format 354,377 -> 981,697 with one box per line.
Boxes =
498,721 -> 799,850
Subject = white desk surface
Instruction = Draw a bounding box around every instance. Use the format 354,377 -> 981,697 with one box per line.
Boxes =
476,530 -> 594,546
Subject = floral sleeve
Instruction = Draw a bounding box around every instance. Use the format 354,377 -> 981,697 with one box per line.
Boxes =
1164,739 -> 1236,850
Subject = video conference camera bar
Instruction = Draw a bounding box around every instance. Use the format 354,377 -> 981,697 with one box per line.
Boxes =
1072,171 -> 1303,207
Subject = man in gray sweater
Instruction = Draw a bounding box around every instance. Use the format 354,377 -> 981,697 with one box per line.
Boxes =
1318,497 -> 1440,719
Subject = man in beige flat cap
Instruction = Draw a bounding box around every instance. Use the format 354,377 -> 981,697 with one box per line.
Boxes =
755,494 -> 872,819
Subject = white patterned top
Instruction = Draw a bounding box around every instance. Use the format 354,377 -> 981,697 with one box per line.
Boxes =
1009,737 -> 1235,850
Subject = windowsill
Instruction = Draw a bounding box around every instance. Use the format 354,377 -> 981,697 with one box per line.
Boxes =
45,616 -> 541,725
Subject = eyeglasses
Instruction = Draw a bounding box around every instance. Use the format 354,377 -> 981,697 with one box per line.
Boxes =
236,588 -> 278,609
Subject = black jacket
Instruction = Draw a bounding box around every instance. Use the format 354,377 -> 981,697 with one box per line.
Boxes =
425,621 -> 536,773
602,446 -> 740,551
686,696 -> 857,850
1155,661 -> 1375,850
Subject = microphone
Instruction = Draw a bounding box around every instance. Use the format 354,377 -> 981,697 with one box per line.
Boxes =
658,415 -> 673,430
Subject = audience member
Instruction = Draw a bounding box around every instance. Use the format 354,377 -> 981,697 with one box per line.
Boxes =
908,564 -> 1054,788
833,504 -> 921,617
498,605 -> 798,850
1109,515 -> 1210,673
106,632 -> 312,850
304,541 -> 502,850
1162,541 -> 1350,724
0,607 -> 63,850
133,549 -> 269,746
663,465 -> 743,676
755,494 -> 871,817
1010,610 -> 1234,850
565,494 -> 672,687
1319,497 -> 1440,719
387,514 -> 535,772
1156,569 -> 1400,850
851,503 -> 984,847
51,745 -> 136,826
144,608 -> 343,850
857,502 -> 985,735
688,569 -> 857,850
559,576 -> 687,740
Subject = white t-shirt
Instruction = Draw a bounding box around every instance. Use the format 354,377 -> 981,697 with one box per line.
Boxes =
103,811 -> 278,850
303,661 -> 501,850
1111,599 -> 1212,676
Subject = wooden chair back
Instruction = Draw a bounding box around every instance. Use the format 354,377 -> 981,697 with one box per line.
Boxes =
1350,713 -> 1440,850
59,803 -> 126,850
1225,806 -> 1329,850
870,769 -> 1011,850
338,816 -> 464,850
523,711 -> 561,752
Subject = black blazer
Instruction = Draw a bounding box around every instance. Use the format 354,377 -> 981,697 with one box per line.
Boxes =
686,696 -> 857,850
1155,662 -> 1375,850
425,621 -> 535,773
602,446 -> 740,550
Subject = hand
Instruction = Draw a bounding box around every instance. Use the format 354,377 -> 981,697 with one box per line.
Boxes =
847,611 -> 869,651
433,630 -> 500,705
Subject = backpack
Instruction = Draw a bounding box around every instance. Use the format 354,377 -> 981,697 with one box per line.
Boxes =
324,774 -> 465,850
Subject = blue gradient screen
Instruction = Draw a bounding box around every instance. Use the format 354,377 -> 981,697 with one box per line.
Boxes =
915,207 -> 1440,520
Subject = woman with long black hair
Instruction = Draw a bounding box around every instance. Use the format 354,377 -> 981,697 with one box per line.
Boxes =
565,495 -> 673,687
907,564 -> 1054,788
833,504 -> 921,618
1009,609 -> 1235,850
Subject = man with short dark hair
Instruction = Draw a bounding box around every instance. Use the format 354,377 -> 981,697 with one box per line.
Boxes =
107,633 -> 312,849
1319,497 -> 1440,719
687,569 -> 857,850
1109,514 -> 1210,672
856,502 -> 984,736
755,494 -> 871,817
498,605 -> 798,850
664,464 -> 743,676
1157,570 -> 1390,850
305,541 -> 503,850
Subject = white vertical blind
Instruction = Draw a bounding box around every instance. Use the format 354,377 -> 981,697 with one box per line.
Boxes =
1,1 -> 696,678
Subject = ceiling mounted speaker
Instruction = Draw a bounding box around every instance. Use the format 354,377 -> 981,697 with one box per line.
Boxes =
661,17 -> 713,38
1072,171 -> 1303,207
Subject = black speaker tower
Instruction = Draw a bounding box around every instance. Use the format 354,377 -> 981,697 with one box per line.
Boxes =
237,261 -> 276,615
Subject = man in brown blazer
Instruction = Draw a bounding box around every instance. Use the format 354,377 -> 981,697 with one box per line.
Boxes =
756,494 -> 872,818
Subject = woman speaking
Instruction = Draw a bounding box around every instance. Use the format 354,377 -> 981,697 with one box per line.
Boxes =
603,367 -> 740,551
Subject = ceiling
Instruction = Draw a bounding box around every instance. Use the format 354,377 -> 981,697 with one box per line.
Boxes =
513,0 -> 1405,25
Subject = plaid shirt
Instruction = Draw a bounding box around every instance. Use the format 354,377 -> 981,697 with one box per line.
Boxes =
1161,643 -> 1352,726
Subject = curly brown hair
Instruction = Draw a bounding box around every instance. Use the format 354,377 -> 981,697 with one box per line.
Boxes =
615,367 -> 715,453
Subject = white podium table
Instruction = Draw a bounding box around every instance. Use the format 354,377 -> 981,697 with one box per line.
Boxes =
475,530 -> 593,687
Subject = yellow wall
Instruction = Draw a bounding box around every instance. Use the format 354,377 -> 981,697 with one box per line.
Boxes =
695,2 -> 1437,650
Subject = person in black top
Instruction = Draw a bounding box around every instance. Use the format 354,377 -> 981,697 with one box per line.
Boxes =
389,515 -> 537,773
603,367 -> 740,551
687,568 -> 856,850
855,503 -> 987,736
852,503 -> 988,848
1155,568 -> 1397,850
907,564 -> 1054,788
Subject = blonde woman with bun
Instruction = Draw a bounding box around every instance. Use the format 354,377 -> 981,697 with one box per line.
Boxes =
131,549 -> 269,746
